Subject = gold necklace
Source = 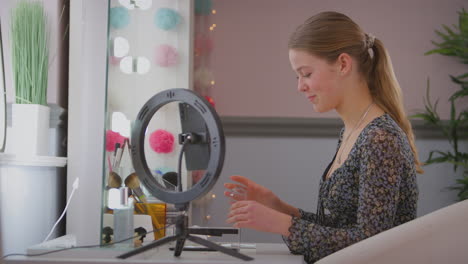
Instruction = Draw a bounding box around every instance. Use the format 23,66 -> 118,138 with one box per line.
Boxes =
337,102 -> 374,164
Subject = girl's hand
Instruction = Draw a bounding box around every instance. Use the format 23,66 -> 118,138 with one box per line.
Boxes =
227,200 -> 292,236
224,175 -> 280,210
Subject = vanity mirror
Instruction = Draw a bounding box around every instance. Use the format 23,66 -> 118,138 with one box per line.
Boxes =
103,0 -> 192,242
101,0 -> 244,258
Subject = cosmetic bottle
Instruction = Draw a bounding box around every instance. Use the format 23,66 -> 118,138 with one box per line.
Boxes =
113,187 -> 134,248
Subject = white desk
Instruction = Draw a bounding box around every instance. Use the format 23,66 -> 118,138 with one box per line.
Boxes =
4,243 -> 304,264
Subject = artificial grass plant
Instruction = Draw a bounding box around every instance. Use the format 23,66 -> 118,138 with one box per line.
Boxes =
11,0 -> 48,105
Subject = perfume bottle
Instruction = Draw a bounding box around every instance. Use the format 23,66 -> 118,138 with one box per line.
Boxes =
113,187 -> 134,248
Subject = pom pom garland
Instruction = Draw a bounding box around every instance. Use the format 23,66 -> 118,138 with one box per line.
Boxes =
155,45 -> 178,67
106,130 -> 127,152
194,0 -> 213,16
154,8 -> 180,30
194,34 -> 214,56
109,7 -> 130,29
149,129 -> 175,153
194,68 -> 214,89
204,95 -> 215,108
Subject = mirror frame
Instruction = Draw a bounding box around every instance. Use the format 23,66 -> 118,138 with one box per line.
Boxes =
0,20 -> 7,152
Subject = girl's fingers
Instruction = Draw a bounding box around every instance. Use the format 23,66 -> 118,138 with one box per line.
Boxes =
229,175 -> 251,186
227,205 -> 247,218
233,220 -> 250,228
224,191 -> 238,200
232,186 -> 247,194
223,183 -> 245,190
224,190 -> 247,201
229,200 -> 249,211
224,191 -> 241,201
227,212 -> 251,228
227,207 -> 249,222
226,213 -> 243,223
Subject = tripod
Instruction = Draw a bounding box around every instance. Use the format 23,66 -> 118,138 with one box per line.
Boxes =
116,207 -> 253,261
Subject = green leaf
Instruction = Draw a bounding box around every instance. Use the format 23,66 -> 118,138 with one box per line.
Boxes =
450,89 -> 468,101
442,24 -> 458,37
457,72 -> 468,80
450,98 -> 456,121
449,160 -> 468,168
425,48 -> 455,56
459,8 -> 468,32
449,74 -> 468,84
425,150 -> 454,164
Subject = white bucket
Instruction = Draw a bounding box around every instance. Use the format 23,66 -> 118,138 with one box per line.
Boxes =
11,104 -> 50,156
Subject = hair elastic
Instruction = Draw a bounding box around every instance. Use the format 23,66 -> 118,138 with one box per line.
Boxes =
365,33 -> 375,49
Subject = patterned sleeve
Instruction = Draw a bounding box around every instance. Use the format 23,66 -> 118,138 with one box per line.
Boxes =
283,129 -> 405,263
297,208 -> 334,225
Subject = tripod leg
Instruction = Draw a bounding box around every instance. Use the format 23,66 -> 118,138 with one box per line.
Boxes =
173,238 -> 186,257
187,235 -> 254,261
116,235 -> 179,259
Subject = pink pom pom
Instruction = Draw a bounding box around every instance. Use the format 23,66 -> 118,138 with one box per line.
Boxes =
194,34 -> 213,56
194,68 -> 214,89
109,56 -> 122,66
205,95 -> 215,108
149,129 -> 175,153
106,130 -> 126,152
155,45 -> 178,67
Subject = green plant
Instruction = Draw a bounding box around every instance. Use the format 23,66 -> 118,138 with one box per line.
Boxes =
413,8 -> 468,200
11,0 -> 48,105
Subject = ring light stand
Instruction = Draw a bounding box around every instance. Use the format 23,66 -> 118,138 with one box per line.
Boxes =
116,89 -> 253,261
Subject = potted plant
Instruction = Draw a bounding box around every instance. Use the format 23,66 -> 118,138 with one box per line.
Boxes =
413,8 -> 468,200
10,0 -> 50,156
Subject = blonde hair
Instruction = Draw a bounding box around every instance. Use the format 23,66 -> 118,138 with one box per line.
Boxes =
289,11 -> 423,173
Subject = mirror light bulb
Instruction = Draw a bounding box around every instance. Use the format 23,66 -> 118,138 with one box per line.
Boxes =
120,56 -> 133,74
112,112 -> 131,137
113,37 -> 130,58
136,57 -> 150,75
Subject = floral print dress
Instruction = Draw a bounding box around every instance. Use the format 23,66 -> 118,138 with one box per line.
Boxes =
282,113 -> 419,263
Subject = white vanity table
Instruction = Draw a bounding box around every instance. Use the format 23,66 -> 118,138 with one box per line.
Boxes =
4,243 -> 304,264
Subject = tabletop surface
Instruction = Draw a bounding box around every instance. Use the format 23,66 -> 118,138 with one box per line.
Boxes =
5,243 -> 305,264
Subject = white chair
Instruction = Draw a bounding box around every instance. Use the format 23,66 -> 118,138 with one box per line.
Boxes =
317,200 -> 468,264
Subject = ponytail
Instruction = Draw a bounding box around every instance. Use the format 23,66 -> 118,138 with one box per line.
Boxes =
370,39 -> 424,173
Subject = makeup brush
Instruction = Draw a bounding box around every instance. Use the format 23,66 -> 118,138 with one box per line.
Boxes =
125,173 -> 147,203
115,139 -> 126,169
107,171 -> 122,189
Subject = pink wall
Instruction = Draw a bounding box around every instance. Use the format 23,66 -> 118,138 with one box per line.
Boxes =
210,0 -> 467,119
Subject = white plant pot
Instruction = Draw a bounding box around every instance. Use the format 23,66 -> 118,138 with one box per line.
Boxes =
11,104 -> 50,156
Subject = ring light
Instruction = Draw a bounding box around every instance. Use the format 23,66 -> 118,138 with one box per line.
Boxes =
119,88 -> 252,261
130,88 -> 224,206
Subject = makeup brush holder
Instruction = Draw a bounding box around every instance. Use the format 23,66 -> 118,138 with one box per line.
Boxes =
113,188 -> 134,248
